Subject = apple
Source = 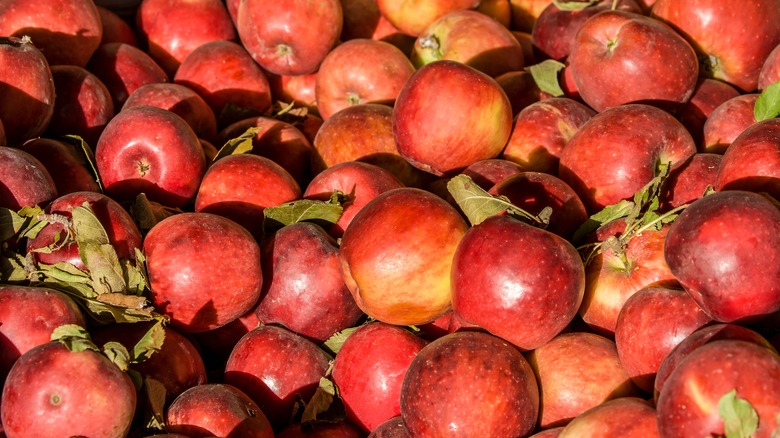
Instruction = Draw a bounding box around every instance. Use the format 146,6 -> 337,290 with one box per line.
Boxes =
558,103 -> 697,214
122,82 -> 218,142
494,70 -> 543,115
144,212 -> 263,332
557,397 -> 659,438
527,331 -> 640,429
614,286 -> 713,392
0,36 -> 56,146
224,325 -> 332,431
20,138 -> 101,195
702,93 -> 758,154
1,341 -> 136,438
236,0 -> 342,76
194,306 -> 261,367
651,0 -> 780,92
267,71 -> 319,116
315,39 -> 415,120
368,416 -> 410,438
86,42 -> 170,112
502,97 -> 595,175
656,340 -> 780,437
509,0 -> 554,32
567,10 -> 699,112
97,5 -> 139,47
714,118 -> 780,200
255,222 -> 364,343
173,40 -> 273,129
0,117 -> 5,145
678,78 -> 741,148
529,427 -> 564,438
393,60 -> 513,176
339,188 -> 469,326
166,383 -> 274,438
400,331 -> 539,437
376,0 -> 480,37
664,190 -> 780,322
194,154 -> 301,239
411,9 -> 524,78
659,152 -> 722,211
477,0 -> 512,28
461,158 -> 526,188
759,43 -> 780,90
331,322 -> 428,433
276,422 -> 365,438
136,0 -> 237,76
45,65 -> 115,147
0,146 -> 57,210
0,0 -> 102,67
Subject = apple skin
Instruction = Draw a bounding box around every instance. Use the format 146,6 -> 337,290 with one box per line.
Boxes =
714,118 -> 780,200
651,0 -> 780,92
557,397 -> 659,438
0,0 -> 102,67
340,187 -> 469,326
339,0 -> 416,54
614,286 -> 713,392
527,332 -> 640,429
411,9 -> 524,78
0,37 -> 56,147
702,93 -> 758,154
678,78 -> 741,148
194,154 -> 301,240
224,325 -> 332,431
267,71 -> 319,116
276,422 -> 365,438
237,0 -> 342,76
331,322 -> 428,433
315,39 -> 415,120
165,384 -> 274,438
173,40 -> 273,130
665,190 -> 780,322
502,97 -> 595,175
368,416 -> 410,438
656,340 -> 780,437
0,146 -> 57,210
659,152 -> 722,211
1,341 -> 136,438
494,70 -> 543,116
0,118 -> 5,145
376,0 -> 480,37
136,0 -> 237,76
558,103 -> 697,214
303,161 -> 404,238
45,65 -> 115,148
87,42 -> 170,112
568,10 -> 699,112
509,0 -> 554,32
122,82 -> 218,142
393,60 -> 513,176
144,212 -> 263,333
19,138 -> 100,196
255,222 -> 364,343
97,6 -> 139,47
0,286 -> 85,384
400,331 -> 539,438
654,323 -> 777,400
759,44 -> 780,90
193,306 -> 261,367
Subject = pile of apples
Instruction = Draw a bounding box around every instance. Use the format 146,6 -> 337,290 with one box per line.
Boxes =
2,0 -> 780,436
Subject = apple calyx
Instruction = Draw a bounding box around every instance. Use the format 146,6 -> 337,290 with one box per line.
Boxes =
418,34 -> 443,60
717,389 -> 759,438
346,92 -> 361,106
447,174 -> 552,227
262,190 -> 347,234
754,80 -> 780,121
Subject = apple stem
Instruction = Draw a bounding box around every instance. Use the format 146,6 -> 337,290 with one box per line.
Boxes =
630,203 -> 690,237
418,35 -> 443,60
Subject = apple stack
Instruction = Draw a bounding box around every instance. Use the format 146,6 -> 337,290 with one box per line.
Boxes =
1,0 -> 780,437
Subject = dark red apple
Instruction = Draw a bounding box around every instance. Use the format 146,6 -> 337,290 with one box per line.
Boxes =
400,331 -> 539,437
236,0 -> 342,76
368,416 -> 410,438
714,118 -> 780,200
255,222 -> 364,343
665,190 -> 780,322
557,397 -> 659,438
568,10 -> 698,112
393,60 -> 513,176
267,71 -> 319,115
659,152 -> 722,211
678,78 -> 741,148
759,43 -> 780,90
20,138 -> 101,195
376,0 -> 480,37
461,158 -> 526,188
702,93 -> 758,154
0,146 -> 57,210
144,212 -> 263,332
97,5 -> 139,47
194,306 -> 261,366
95,105 -> 206,207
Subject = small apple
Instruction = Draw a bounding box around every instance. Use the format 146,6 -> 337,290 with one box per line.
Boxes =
20,138 -> 101,195
0,146 -> 57,210
702,93 -> 758,154
678,78 -> 741,148
557,397 -> 659,438
376,0 -> 480,37
714,118 -> 780,200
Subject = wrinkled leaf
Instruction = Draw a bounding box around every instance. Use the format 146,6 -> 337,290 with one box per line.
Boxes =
322,326 -> 360,355
718,389 -> 759,438
143,377 -> 167,431
755,80 -> 780,121
82,298 -> 156,324
132,318 -> 166,364
0,206 -> 48,241
96,293 -> 149,310
35,262 -> 93,286
51,324 -> 99,353
526,59 -> 566,97
301,376 -> 346,425
213,126 -> 260,162
447,174 -> 511,225
102,341 -> 131,371
130,193 -> 181,234
1,250 -> 28,282
72,204 -> 110,245
62,134 -> 103,192
122,250 -> 149,296
82,243 -> 127,295
553,0 -> 600,11
263,194 -> 345,233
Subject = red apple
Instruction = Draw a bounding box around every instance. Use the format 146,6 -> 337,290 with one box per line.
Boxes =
568,10 -> 699,112
759,43 -> 780,90
659,152 -> 722,210
400,331 -> 539,437
267,71 -> 319,116
461,158 -> 526,188
0,146 -> 57,210
97,6 -> 139,47
494,70 -> 543,115
194,306 -> 261,366
678,78 -> 741,148
0,37 -> 56,146
144,212 -> 263,332
509,0 -> 554,32
255,222 -> 364,342
393,60 -> 513,176
315,39 -> 415,120
376,0 -> 480,37
665,190 -> 780,322
368,416 -> 410,438
19,138 -> 100,196
702,93 -> 758,154
276,422 -> 365,438
332,322 -> 428,433
136,0 -> 237,76
652,0 -> 780,92
557,397 -> 659,438
411,9 -> 524,78
236,0 -> 342,76
714,118 -> 780,200
0,0 -> 102,67
0,117 -> 5,145
339,0 -> 416,53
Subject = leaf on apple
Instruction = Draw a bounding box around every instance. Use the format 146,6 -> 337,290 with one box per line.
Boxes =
213,126 -> 260,162
0,205 -> 48,242
300,375 -> 346,426
718,389 -> 759,438
526,59 -> 566,97
142,376 -> 167,432
61,134 -> 104,192
322,326 -> 361,355
553,0 -> 601,11
755,81 -> 780,121
51,323 -> 100,353
267,100 -> 310,126
263,191 -> 346,233
102,341 -> 131,372
0,249 -> 27,282
447,174 -> 551,227
130,193 -> 182,235
131,317 -> 167,364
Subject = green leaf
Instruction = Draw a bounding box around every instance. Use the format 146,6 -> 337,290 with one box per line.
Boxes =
263,194 -> 345,233
82,243 -> 127,295
322,326 -> 360,355
447,174 -> 548,227
35,262 -> 93,287
129,193 -> 181,235
301,376 -> 346,425
755,80 -> 780,121
132,318 -> 166,364
121,249 -> 149,296
1,250 -> 28,282
213,126 -> 260,162
71,203 -> 110,245
718,389 -> 759,438
0,206 -> 48,241
61,135 -> 103,192
51,324 -> 99,353
526,59 -> 566,97
553,0 -> 600,11
102,341 -> 131,371
82,298 -> 156,324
